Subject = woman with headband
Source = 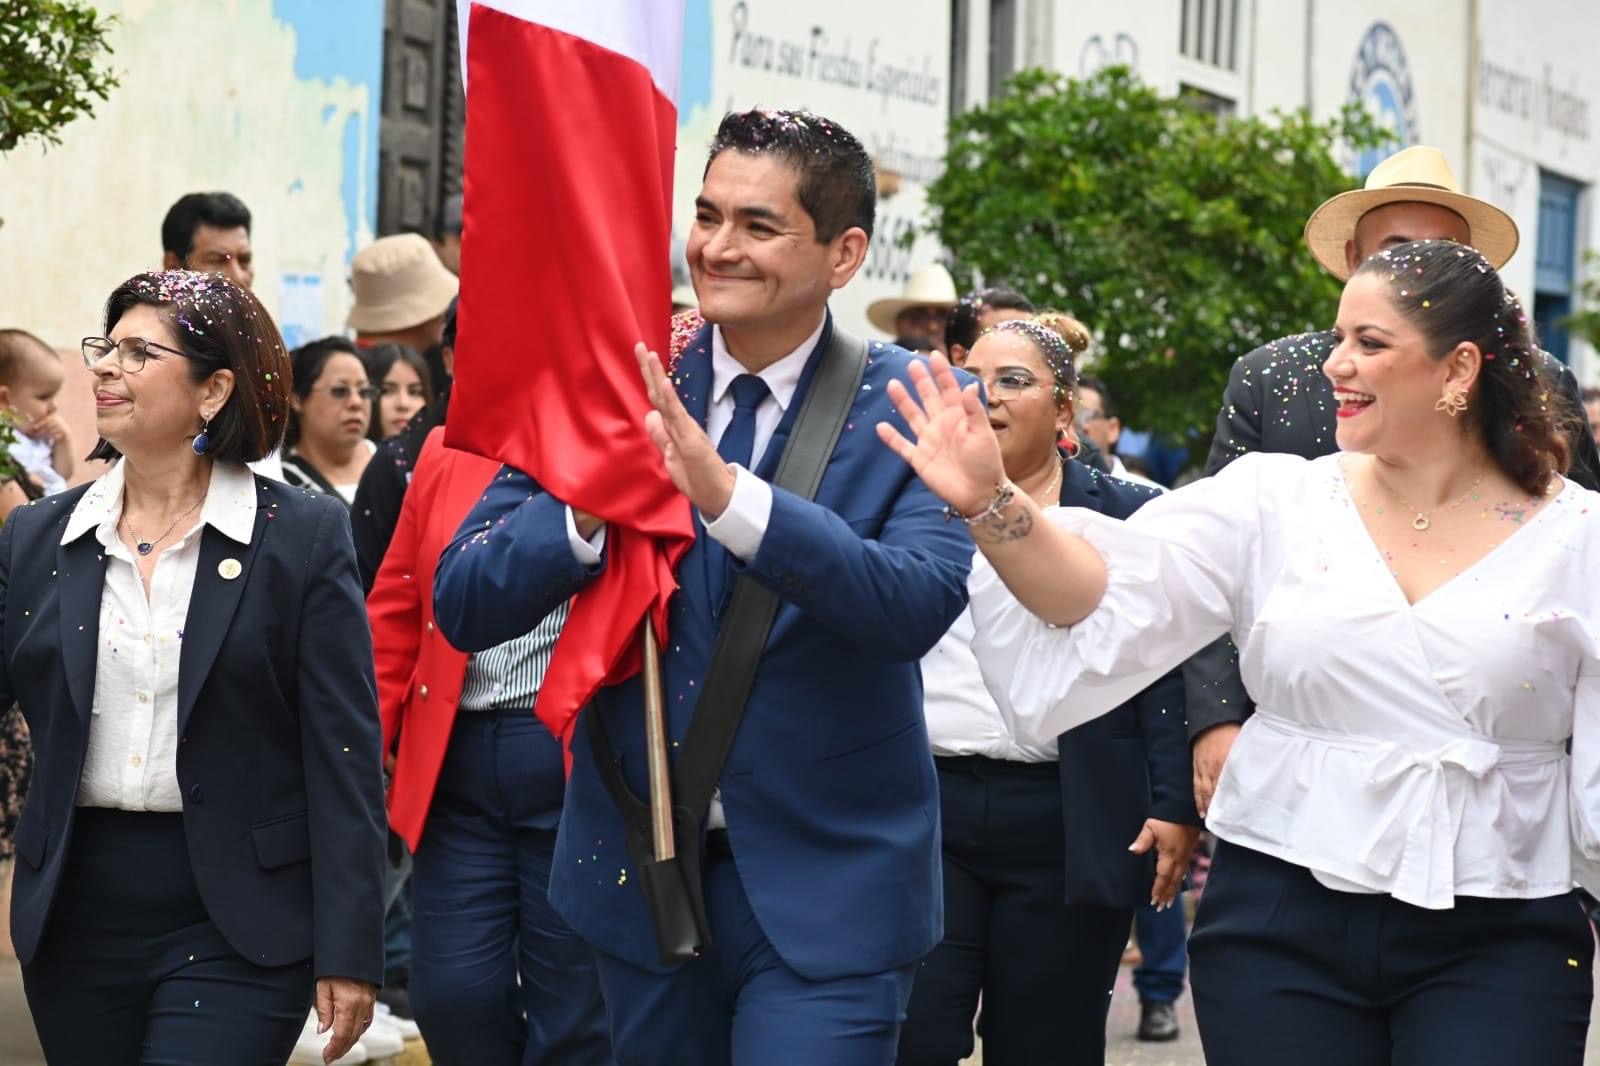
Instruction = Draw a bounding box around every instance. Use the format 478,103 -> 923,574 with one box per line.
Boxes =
881,240 -> 1600,1064
897,316 -> 1200,1066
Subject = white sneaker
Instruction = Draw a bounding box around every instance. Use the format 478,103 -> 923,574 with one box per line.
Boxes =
287,1009 -> 372,1064
359,1008 -> 406,1058
375,1001 -> 421,1041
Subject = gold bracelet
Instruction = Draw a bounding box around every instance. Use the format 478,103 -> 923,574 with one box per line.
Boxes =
943,483 -> 1017,525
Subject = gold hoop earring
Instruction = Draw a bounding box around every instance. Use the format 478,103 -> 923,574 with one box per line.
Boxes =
1435,389 -> 1468,418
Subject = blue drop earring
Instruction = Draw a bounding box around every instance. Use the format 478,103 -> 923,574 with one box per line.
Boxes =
192,414 -> 211,456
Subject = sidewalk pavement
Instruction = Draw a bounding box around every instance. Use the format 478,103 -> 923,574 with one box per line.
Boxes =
7,951 -> 1600,1065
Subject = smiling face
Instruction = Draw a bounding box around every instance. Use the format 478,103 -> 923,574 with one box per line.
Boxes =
1324,272 -> 1478,456
378,359 -> 426,438
965,330 -> 1071,478
294,353 -> 371,451
688,151 -> 864,341
93,304 -> 230,458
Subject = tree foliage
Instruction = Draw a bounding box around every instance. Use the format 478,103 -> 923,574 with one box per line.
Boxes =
926,67 -> 1385,444
1563,251 -> 1600,355
0,0 -> 118,155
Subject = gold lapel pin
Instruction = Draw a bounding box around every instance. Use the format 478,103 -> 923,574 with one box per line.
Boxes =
218,558 -> 243,580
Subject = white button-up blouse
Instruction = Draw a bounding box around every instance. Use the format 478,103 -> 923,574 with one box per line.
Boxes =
967,451 -> 1600,909
65,460 -> 257,812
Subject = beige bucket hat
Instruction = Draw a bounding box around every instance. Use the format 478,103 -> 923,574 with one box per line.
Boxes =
1303,145 -> 1519,280
346,234 -> 460,332
867,263 -> 958,334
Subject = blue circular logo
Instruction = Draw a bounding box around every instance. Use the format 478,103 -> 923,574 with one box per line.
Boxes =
1346,21 -> 1419,177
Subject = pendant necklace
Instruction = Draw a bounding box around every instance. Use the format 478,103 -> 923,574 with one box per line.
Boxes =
1034,455 -> 1064,507
1371,469 -> 1483,532
123,497 -> 204,556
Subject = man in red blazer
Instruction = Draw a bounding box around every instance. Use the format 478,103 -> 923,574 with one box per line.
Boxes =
368,428 -> 611,1065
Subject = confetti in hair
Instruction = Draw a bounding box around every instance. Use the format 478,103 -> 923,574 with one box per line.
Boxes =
986,318 -> 1076,404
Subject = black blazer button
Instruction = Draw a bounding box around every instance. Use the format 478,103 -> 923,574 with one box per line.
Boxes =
189,785 -> 204,803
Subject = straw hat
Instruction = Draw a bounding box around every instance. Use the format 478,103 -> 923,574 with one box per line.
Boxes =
1303,146 -> 1518,280
346,234 -> 460,332
867,263 -> 958,334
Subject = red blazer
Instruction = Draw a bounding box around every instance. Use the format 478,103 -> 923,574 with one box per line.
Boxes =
368,428 -> 501,849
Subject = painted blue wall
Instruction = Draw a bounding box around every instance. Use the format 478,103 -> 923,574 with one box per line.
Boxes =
272,0 -> 385,260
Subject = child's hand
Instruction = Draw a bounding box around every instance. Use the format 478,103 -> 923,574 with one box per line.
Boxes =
28,413 -> 69,445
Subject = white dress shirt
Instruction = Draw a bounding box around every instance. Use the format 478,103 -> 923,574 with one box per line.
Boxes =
968,451 -> 1600,909
566,316 -> 826,565
566,317 -> 826,828
66,460 -> 258,811
922,548 -> 1058,762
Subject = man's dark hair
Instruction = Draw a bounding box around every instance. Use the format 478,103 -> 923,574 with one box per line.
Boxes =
1076,374 -> 1116,419
91,271 -> 291,464
161,192 -> 252,260
706,110 -> 876,242
946,287 -> 1036,351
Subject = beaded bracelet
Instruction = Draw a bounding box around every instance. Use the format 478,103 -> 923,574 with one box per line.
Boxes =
943,483 -> 1017,525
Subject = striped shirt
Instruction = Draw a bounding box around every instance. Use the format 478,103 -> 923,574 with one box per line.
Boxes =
458,602 -> 570,711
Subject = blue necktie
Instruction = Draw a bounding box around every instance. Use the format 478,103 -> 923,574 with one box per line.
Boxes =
705,374 -> 770,612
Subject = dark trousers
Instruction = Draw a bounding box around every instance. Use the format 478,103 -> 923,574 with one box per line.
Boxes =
594,856 -> 917,1066
897,756 -> 1131,1066
22,808 -> 313,1065
1190,840 -> 1595,1066
1133,896 -> 1188,1003
409,710 -> 612,1066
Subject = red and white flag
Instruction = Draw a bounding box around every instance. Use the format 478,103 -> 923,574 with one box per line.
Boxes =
447,0 -> 690,751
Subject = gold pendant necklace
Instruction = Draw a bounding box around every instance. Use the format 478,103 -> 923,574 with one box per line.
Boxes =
1372,468 -> 1483,532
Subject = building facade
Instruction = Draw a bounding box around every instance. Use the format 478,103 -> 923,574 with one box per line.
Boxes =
962,0 -> 1600,379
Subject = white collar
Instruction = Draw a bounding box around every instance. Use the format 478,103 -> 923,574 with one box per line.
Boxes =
708,317 -> 827,413
61,459 -> 259,548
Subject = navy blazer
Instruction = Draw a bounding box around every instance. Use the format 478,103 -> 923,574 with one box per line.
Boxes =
1054,461 -> 1201,908
434,318 -> 975,979
1,473 -> 387,984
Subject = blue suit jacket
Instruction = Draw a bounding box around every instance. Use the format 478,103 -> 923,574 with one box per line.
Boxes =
1,474 -> 388,983
434,319 -> 974,979
1054,462 -> 1201,907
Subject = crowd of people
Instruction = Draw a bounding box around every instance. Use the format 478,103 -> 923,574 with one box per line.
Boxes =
0,102 -> 1599,1066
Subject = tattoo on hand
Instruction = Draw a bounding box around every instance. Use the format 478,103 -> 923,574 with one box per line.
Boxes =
973,505 -> 1034,544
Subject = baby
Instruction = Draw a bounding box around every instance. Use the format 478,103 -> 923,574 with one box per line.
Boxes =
0,329 -> 73,497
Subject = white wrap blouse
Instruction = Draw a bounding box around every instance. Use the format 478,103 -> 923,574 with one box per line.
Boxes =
968,452 -> 1600,909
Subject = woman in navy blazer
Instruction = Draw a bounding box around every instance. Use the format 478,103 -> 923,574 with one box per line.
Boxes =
901,317 -> 1201,1066
2,271 -> 387,1064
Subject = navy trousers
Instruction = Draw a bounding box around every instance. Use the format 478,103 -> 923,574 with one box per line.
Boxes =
22,808 -> 313,1065
1190,840 -> 1595,1066
408,710 -> 612,1066
594,854 -> 917,1066
897,756 -> 1131,1066
1132,896 -> 1188,1003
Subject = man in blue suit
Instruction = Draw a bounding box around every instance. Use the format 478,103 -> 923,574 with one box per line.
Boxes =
433,110 -> 975,1065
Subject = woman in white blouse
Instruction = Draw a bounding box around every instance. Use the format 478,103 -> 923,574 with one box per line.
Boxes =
2,271 -> 387,1064
879,240 -> 1598,1064
900,316 -> 1200,1066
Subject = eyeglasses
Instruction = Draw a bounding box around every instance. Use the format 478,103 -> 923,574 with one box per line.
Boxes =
982,370 -> 1043,401
1073,408 -> 1105,431
81,336 -> 187,373
313,384 -> 380,402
